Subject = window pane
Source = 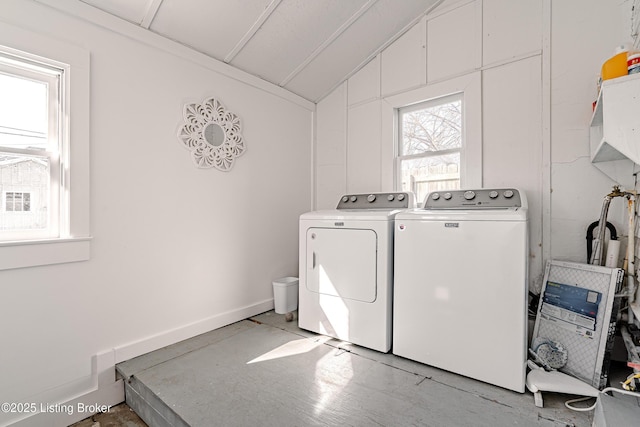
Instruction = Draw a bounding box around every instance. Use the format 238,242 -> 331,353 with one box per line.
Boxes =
401,98 -> 461,156
23,192 -> 31,211
400,153 -> 460,205
0,154 -> 49,230
6,192 -> 14,211
6,192 -> 31,212
0,72 -> 48,150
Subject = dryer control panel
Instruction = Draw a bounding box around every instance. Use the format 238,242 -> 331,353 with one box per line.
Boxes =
424,188 -> 523,209
336,192 -> 414,209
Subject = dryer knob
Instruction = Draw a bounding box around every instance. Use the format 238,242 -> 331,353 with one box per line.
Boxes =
431,193 -> 440,200
342,196 -> 349,203
444,192 -> 452,200
489,191 -> 499,199
387,194 -> 395,201
464,191 -> 476,200
503,190 -> 514,199
397,194 -> 406,201
367,194 -> 376,203
350,195 -> 357,202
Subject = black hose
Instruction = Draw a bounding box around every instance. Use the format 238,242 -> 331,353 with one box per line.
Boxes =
586,221 -> 617,264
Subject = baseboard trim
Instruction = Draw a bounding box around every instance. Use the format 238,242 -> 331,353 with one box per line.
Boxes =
114,299 -> 274,364
4,300 -> 273,427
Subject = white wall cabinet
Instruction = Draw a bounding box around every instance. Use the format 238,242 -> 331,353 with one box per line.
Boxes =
590,73 -> 640,189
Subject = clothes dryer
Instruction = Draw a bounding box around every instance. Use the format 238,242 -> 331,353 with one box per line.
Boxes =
299,192 -> 414,353
393,188 -> 528,392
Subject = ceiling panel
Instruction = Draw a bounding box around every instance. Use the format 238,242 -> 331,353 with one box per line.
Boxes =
81,0 -> 151,24
284,0 -> 433,101
63,0 -> 443,102
230,0 -> 369,85
150,0 -> 274,61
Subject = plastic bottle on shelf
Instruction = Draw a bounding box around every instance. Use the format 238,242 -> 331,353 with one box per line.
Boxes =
628,48 -> 640,74
601,44 -> 631,81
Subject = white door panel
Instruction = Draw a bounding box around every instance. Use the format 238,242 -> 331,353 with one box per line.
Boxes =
306,228 -> 377,303
394,219 -> 527,392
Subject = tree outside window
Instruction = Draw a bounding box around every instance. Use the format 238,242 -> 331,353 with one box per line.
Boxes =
397,94 -> 462,206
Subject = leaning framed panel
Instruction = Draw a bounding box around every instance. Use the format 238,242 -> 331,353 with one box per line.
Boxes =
532,260 -> 624,389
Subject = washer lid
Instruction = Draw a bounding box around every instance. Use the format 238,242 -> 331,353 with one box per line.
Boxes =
395,207 -> 527,222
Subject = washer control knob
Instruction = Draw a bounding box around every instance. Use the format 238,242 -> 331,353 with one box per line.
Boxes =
431,193 -> 440,200
397,194 -> 406,201
387,194 -> 395,201
350,195 -> 357,202
489,191 -> 499,199
463,190 -> 476,200
342,196 -> 349,203
444,192 -> 452,200
367,194 -> 376,203
503,190 -> 514,199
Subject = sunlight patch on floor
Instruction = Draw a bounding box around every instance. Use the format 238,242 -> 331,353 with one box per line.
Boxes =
247,336 -> 330,364
312,349 -> 354,417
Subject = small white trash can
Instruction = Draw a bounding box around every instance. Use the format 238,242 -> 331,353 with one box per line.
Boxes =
272,277 -> 299,314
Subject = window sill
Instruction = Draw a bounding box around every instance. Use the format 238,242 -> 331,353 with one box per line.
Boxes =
0,237 -> 91,271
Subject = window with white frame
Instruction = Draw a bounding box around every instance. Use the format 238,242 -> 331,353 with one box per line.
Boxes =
0,53 -> 61,240
386,72 -> 481,207
397,93 -> 462,206
0,24 -> 90,271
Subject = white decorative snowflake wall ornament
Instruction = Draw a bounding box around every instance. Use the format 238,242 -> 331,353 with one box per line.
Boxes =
177,97 -> 246,171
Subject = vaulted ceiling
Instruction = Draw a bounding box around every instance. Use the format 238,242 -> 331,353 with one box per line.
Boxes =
72,0 -> 442,102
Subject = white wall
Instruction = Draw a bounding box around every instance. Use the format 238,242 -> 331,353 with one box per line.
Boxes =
316,0 -> 545,289
0,1 -> 312,425
316,0 -> 638,291
550,0 -> 632,263
1,0 -> 636,425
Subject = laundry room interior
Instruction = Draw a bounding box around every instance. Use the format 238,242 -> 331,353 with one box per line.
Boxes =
1,0 -> 640,426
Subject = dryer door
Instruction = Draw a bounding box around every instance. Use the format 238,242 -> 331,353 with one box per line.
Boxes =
306,227 -> 377,303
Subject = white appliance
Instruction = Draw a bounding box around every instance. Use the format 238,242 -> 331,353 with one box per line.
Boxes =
298,192 -> 414,353
393,188 -> 528,392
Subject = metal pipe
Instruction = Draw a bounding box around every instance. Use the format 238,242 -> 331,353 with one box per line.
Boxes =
627,194 -> 637,323
591,195 -> 613,265
591,186 -> 627,266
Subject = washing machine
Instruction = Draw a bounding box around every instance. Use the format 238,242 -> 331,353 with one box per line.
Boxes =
393,188 -> 528,392
298,192 -> 414,353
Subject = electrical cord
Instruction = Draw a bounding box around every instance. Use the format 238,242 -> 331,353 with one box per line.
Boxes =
528,358 -> 640,411
564,395 -> 596,411
564,386 -> 640,412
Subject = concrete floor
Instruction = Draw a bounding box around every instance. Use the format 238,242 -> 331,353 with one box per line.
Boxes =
109,310 -> 601,427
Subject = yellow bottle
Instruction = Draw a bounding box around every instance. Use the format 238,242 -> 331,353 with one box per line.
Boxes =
601,44 -> 630,81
